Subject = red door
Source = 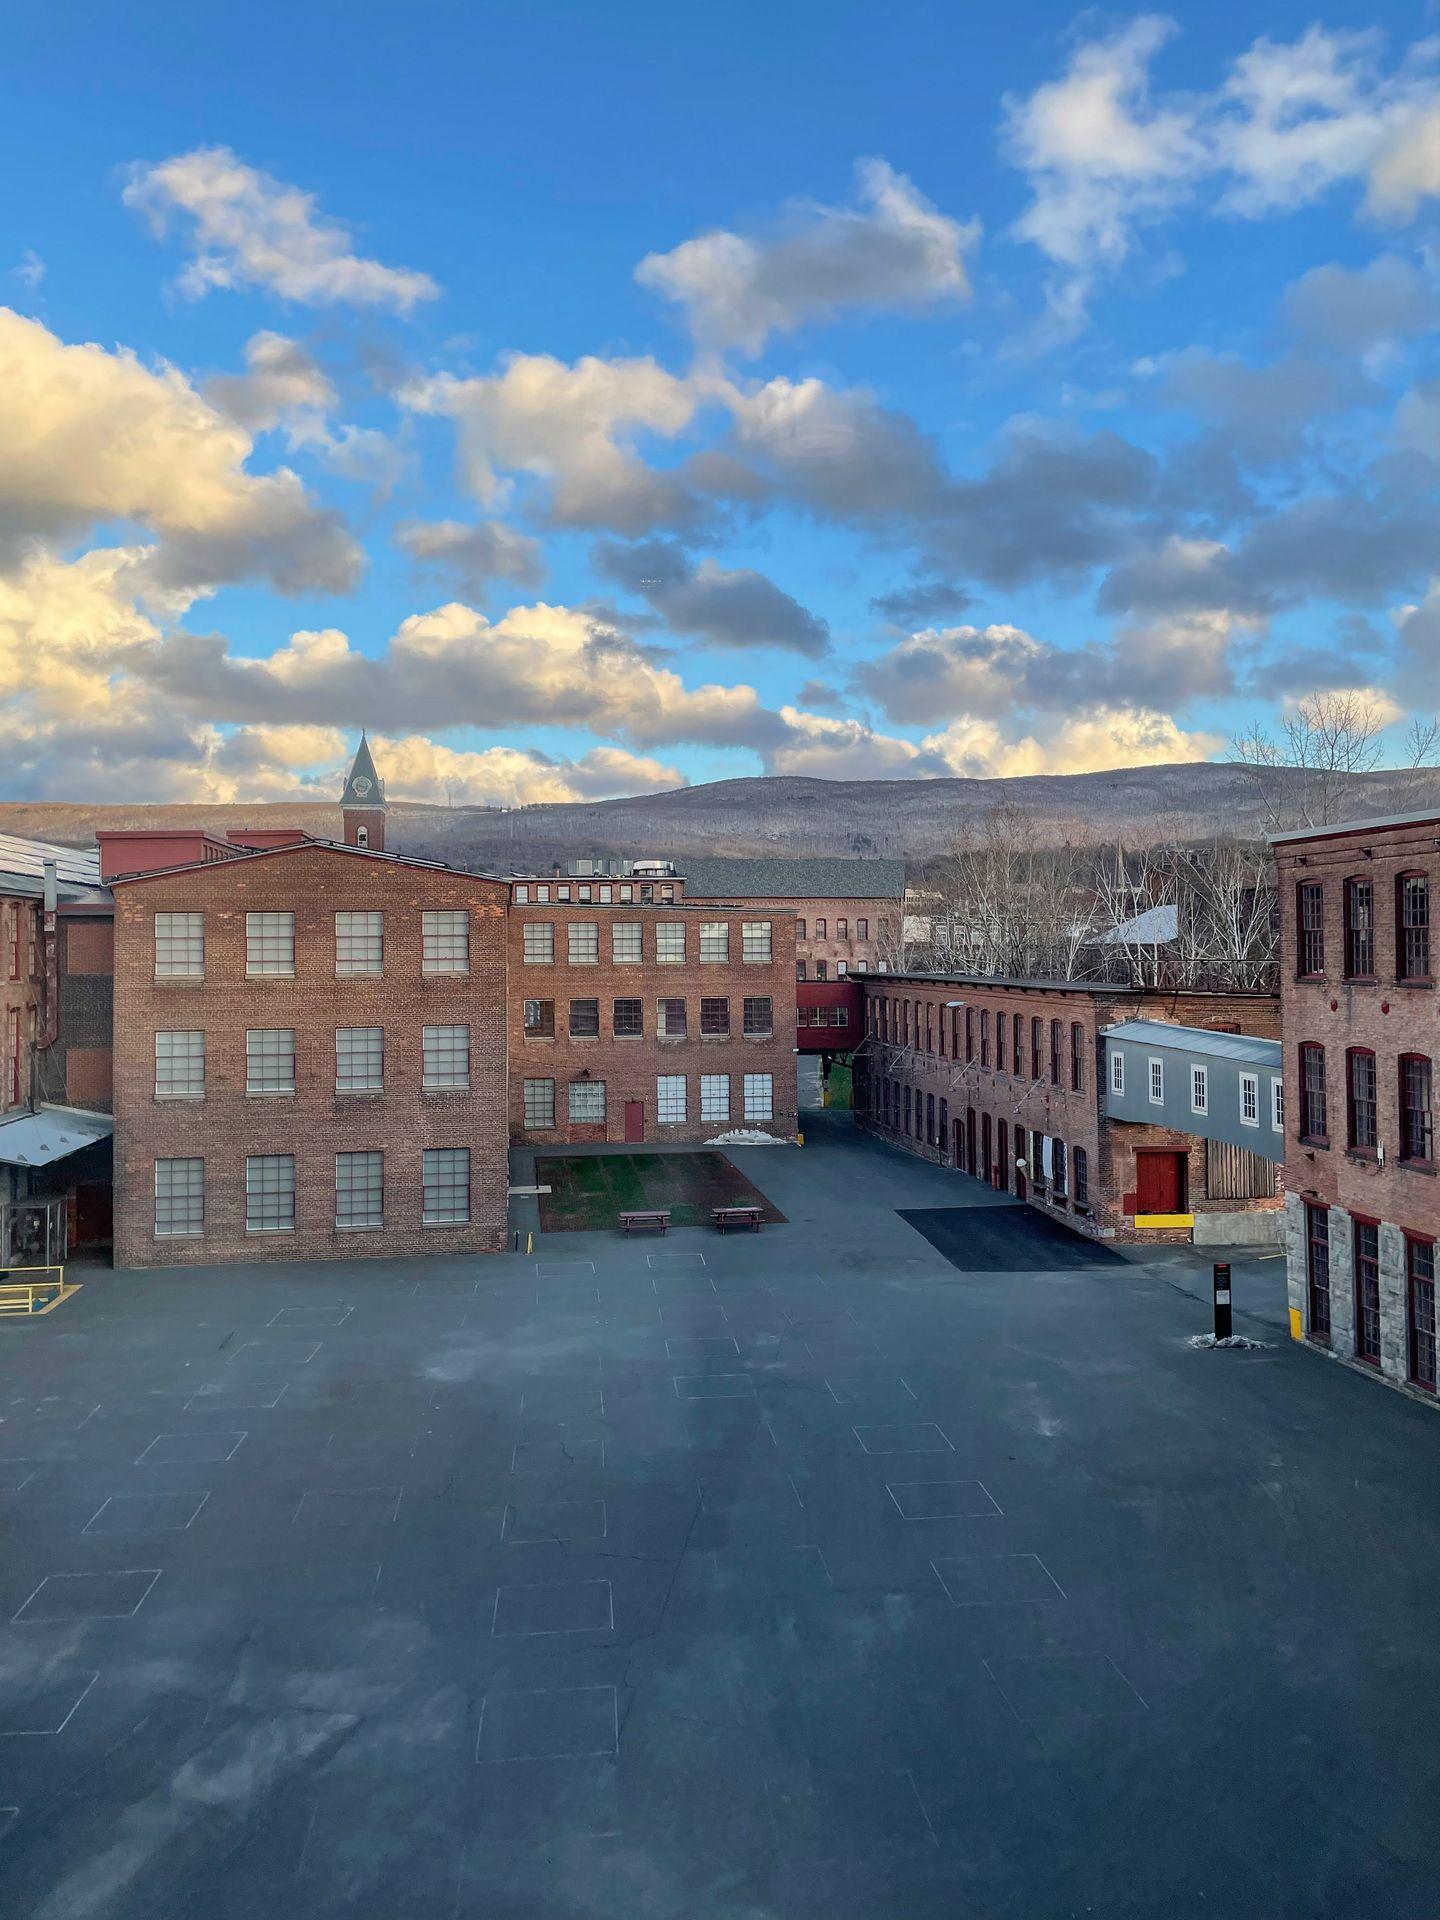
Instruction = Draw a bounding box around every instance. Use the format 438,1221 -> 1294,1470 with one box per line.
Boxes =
624,1100 -> 645,1143
1136,1150 -> 1185,1213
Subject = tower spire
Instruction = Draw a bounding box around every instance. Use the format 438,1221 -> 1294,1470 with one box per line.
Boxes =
340,733 -> 387,850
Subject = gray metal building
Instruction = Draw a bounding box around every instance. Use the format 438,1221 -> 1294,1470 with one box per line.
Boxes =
1104,1021 -> 1284,1162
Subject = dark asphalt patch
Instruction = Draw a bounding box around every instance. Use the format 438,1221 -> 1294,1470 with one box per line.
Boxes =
897,1204 -> 1126,1271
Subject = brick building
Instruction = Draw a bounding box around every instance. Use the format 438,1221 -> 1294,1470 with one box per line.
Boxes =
682,856 -> 903,980
854,973 -> 1280,1244
109,812 -> 510,1268
507,878 -> 796,1145
1272,809 -> 1440,1405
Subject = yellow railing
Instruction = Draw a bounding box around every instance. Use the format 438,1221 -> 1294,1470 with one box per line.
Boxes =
0,1267 -> 76,1316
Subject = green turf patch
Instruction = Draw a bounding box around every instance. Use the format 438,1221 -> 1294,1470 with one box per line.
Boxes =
535,1152 -> 787,1233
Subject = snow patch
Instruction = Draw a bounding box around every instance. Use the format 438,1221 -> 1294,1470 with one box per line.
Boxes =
705,1129 -> 787,1146
1188,1333 -> 1271,1351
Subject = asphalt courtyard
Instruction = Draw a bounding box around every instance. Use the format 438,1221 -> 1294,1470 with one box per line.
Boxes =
2,1114 -> 1440,1918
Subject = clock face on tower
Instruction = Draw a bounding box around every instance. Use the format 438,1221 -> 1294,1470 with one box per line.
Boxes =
351,777 -> 372,797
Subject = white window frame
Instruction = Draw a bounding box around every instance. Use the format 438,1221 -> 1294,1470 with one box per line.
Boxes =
245,911 -> 295,978
514,884 -> 529,904
335,911 -> 383,976
568,1078 -> 606,1124
656,922 -> 686,964
245,1154 -> 295,1234
246,1028 -> 296,1096
742,920 -> 772,964
155,1030 -> 204,1099
523,1078 -> 555,1129
1271,1077 -> 1284,1132
154,1157 -> 204,1237
656,1074 -> 687,1124
1110,1050 -> 1125,1096
523,922 -> 554,965
1148,1057 -> 1164,1105
699,922 -> 729,964
422,1147 -> 470,1226
336,1026 -> 383,1093
743,1073 -> 774,1122
1191,1064 -> 1208,1115
1239,1071 -> 1260,1127
422,1024 -> 471,1091
568,921 -> 599,966
612,923 -> 642,964
154,910 -> 204,980
335,1151 -> 383,1230
422,909 -> 469,974
700,1073 -> 730,1123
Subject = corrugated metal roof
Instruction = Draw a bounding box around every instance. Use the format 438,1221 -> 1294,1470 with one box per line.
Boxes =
0,832 -> 109,904
680,856 -> 905,901
1270,806 -> 1440,845
1095,903 -> 1179,946
1103,1020 -> 1281,1068
0,1104 -> 114,1168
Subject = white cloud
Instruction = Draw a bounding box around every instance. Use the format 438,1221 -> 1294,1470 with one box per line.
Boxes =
123,146 -> 439,312
766,707 -> 928,779
368,735 -> 684,806
397,518 -> 545,593
1368,103 -> 1440,220
13,250 -> 44,291
922,707 -> 1221,777
636,158 -> 978,354
203,330 -> 337,436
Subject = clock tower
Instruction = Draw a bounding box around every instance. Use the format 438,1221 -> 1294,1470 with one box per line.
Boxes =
340,733 -> 387,852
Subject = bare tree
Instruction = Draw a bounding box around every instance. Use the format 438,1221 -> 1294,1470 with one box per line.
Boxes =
1232,691 -> 1385,831
920,805 -> 1102,981
1176,840 -> 1278,991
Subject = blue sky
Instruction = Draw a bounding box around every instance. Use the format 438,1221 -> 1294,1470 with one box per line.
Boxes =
1,2 -> 1437,803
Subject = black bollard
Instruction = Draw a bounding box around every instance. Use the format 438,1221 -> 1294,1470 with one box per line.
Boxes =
1213,1262 -> 1233,1342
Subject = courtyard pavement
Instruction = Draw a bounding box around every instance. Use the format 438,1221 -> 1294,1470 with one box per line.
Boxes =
1,1114 -> 1438,1917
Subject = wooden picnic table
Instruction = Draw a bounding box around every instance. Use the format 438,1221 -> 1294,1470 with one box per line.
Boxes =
619,1208 -> 671,1234
712,1204 -> 764,1233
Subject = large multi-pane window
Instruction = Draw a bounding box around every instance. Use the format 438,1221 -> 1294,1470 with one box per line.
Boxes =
1300,1043 -> 1328,1142
700,997 -> 730,1036
1297,882 -> 1325,976
1031,1017 -> 1042,1080
1354,1222 -> 1381,1365
335,1151 -> 383,1230
1070,1023 -> 1084,1092
1013,1018 -> 1023,1076
246,1028 -> 296,1094
523,999 -> 555,1037
569,1079 -> 606,1124
1239,1071 -> 1259,1126
423,1148 -> 470,1225
1401,1054 -> 1434,1163
568,922 -> 599,965
1306,1202 -> 1331,1341
1073,1146 -> 1089,1208
612,924 -> 642,964
246,911 -> 295,977
246,1154 -> 295,1233
1111,1051 -> 1125,1096
700,922 -> 730,963
523,1079 -> 555,1128
569,999 -> 600,1037
155,1031 -> 204,1099
1149,1057 -> 1164,1104
656,923 -> 686,964
155,911 -> 204,979
743,1073 -> 773,1121
1049,1020 -> 1062,1086
1398,873 -> 1431,981
423,1025 -> 470,1090
980,1010 -> 990,1068
658,997 -> 688,1038
154,1158 -> 204,1236
1191,1065 -> 1208,1114
336,911 -> 383,975
422,909 -> 469,974
1052,1138 -> 1067,1197
1346,1048 -> 1377,1152
1409,1237 -> 1437,1390
524,923 -> 555,964
1343,878 -> 1374,978
336,1026 -> 383,1092
742,921 -> 772,963
743,996 -> 773,1036
700,1074 -> 730,1122
657,1074 -> 687,1123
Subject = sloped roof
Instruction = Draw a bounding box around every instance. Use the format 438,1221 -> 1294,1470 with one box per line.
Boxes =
0,1104 -> 114,1168
0,833 -> 109,904
680,856 -> 904,901
1095,903 -> 1179,946
1103,1019 -> 1281,1069
341,734 -> 385,809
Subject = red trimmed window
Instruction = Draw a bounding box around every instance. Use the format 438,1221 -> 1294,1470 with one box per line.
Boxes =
1401,1054 -> 1434,1164
1345,1047 -> 1377,1153
1354,1221 -> 1381,1364
1344,878 -> 1374,979
1398,873 -> 1431,982
1407,1237 -> 1436,1392
1297,881 -> 1325,977
996,1011 -> 1007,1071
965,1007 -> 975,1061
1305,1202 -> 1331,1342
1049,1019 -> 1062,1086
980,1009 -> 990,1068
1070,1022 -> 1084,1092
1013,1016 -> 1023,1076
1299,1043 -> 1328,1143
1031,1016 -> 1042,1080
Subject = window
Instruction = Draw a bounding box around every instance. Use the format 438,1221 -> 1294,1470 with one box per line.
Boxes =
700,922 -> 729,963
1111,1051 -> 1125,1096
1401,1054 -> 1434,1163
964,1008 -> 974,1061
246,1154 -> 295,1234
514,885 -> 529,904
523,922 -> 555,964
155,910 -> 203,979
1398,873 -> 1431,981
1354,1222 -> 1381,1364
1297,882 -> 1325,976
536,885 -> 550,902
5,902 -> 18,980
796,918 -> 807,940
569,1078 -> 606,1124
1013,1018 -> 1023,1076
1344,878 -> 1374,978
155,1158 -> 204,1237
336,1026 -> 383,1092
657,1074 -> 687,1123
796,961 -> 807,981
155,1031 -> 204,1099
744,996 -> 773,1036
578,885 -> 592,902
1052,1138 -> 1067,1197
996,1012 -> 1007,1070
858,919 -> 868,940
246,1028 -> 296,1095
1074,1146 -> 1089,1208
980,1010 -> 990,1067
815,960 -> 827,980
246,911 -> 295,977
656,922 -> 686,964
658,997 -> 688,1038
1239,1071 -> 1258,1126
1149,1057 -> 1164,1104
569,999 -> 599,1037
700,1074 -> 729,1122
614,998 -> 643,1036
336,911 -> 383,975
335,1151 -> 383,1230
700,997 -> 730,1036
423,1024 -> 470,1091
742,921 -> 772,963
830,1007 -> 849,1027
612,923 -> 642,964
815,918 -> 827,939
568,922 -> 599,965
1271,1078 -> 1284,1132
423,1148 -> 470,1225
838,918 -> 848,940
1192,1064 -> 1208,1114
1408,1237 -> 1436,1390
422,909 -> 469,974
523,998 -> 555,1037
1031,1017 -> 1042,1080
926,1091 -> 936,1145
744,1073 -> 773,1121
1050,1020 -> 1062,1086
1071,1023 -> 1084,1092
1300,1043 -> 1328,1141
523,1078 -> 555,1128
1306,1202 -> 1331,1341
1346,1048 -> 1378,1152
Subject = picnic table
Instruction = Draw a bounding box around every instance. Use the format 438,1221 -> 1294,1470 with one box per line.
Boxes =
619,1208 -> 671,1234
712,1204 -> 763,1233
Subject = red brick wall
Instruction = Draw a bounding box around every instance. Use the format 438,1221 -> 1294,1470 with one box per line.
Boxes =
507,896 -> 797,1144
0,895 -> 39,1116
766,896 -> 898,977
110,846 -> 510,1268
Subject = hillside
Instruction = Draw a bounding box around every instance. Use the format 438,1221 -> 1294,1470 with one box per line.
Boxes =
3,761 -> 1436,872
